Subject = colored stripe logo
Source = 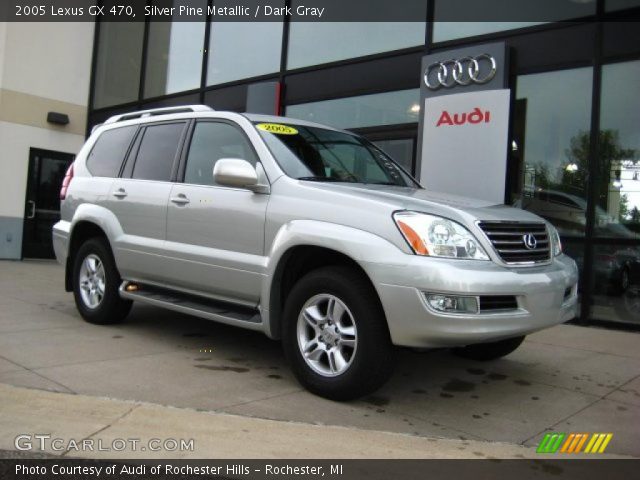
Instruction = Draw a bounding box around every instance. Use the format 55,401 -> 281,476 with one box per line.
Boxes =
537,433 -> 613,454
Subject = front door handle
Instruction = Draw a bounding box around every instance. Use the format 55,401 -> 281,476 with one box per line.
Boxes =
170,194 -> 190,205
26,200 -> 36,219
112,188 -> 127,199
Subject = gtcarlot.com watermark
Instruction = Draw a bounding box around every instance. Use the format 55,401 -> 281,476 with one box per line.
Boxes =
15,434 -> 194,453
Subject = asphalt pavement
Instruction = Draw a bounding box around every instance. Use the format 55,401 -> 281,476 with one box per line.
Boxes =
0,260 -> 638,458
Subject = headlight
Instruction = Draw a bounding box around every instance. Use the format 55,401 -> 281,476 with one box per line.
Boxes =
393,211 -> 490,260
548,224 -> 562,256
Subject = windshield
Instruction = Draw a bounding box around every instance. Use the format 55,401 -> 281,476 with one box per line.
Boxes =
254,122 -> 420,187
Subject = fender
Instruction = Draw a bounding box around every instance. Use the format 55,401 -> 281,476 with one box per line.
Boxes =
69,203 -> 125,250
261,219 -> 407,339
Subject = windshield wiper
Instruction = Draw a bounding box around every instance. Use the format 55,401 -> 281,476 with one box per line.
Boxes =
297,176 -> 347,182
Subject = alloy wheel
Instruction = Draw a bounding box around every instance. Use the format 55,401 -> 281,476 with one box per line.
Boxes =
78,253 -> 106,309
296,294 -> 358,377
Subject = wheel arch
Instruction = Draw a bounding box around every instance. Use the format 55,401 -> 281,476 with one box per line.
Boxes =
263,220 -> 404,340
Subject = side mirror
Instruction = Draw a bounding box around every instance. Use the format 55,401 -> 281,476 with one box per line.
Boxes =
213,159 -> 268,193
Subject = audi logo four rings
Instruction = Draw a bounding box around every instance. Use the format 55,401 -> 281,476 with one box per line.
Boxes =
424,54 -> 497,90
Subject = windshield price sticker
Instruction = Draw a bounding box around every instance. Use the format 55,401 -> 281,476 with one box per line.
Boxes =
256,123 -> 299,135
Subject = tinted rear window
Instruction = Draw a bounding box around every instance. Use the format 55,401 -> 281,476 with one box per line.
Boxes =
86,126 -> 136,177
131,123 -> 186,181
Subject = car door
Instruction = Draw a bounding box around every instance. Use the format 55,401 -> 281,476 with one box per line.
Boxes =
165,120 -> 269,306
107,121 -> 188,284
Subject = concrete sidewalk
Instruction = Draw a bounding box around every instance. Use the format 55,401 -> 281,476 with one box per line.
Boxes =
0,383 -> 630,459
1,260 -> 639,458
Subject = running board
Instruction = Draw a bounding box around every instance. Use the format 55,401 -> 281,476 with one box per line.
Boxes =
119,281 -> 262,329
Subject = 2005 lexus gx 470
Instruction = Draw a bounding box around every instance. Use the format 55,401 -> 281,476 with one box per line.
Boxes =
54,105 -> 578,399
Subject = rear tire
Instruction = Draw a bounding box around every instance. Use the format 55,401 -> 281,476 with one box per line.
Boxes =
453,335 -> 526,361
282,266 -> 394,400
72,237 -> 132,325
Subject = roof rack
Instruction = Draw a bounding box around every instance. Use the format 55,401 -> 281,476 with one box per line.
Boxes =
103,105 -> 214,125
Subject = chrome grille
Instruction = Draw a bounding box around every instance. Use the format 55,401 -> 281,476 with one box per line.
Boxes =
478,221 -> 550,264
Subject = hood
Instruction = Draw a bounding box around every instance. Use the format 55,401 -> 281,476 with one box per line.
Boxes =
300,182 -> 546,224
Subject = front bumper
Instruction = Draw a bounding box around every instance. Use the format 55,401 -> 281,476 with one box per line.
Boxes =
365,254 -> 578,348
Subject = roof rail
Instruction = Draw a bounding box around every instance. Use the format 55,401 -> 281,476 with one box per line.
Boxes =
103,105 -> 214,125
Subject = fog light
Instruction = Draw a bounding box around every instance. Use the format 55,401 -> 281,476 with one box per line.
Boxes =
426,294 -> 478,314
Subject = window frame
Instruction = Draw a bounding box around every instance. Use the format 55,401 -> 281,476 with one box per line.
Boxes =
121,120 -> 190,183
176,118 -> 264,188
86,125 -> 139,178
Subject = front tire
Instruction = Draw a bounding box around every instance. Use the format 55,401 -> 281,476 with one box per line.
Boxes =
282,266 -> 394,400
453,335 -> 525,361
72,237 -> 132,325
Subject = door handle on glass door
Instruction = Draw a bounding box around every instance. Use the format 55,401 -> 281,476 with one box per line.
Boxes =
26,200 -> 36,219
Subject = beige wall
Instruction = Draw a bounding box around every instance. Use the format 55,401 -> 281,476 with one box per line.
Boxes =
0,22 -> 94,259
1,22 -> 93,106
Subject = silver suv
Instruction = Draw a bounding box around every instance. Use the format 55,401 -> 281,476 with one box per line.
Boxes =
53,105 -> 578,400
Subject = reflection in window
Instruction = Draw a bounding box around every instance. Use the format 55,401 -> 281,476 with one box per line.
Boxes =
606,0 -> 640,11
372,139 -> 415,175
184,122 -> 258,186
144,4 -> 206,98
512,68 -> 593,237
207,21 -> 283,85
589,61 -> 640,325
590,243 -> 640,325
287,20 -> 425,69
93,23 -> 144,108
285,90 -> 420,130
432,0 -> 594,42
433,22 -> 544,43
598,61 -> 640,239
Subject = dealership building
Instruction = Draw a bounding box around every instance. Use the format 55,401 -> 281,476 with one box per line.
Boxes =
0,0 -> 639,328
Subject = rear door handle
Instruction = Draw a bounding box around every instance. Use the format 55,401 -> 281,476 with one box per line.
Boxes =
113,188 -> 127,199
170,194 -> 190,205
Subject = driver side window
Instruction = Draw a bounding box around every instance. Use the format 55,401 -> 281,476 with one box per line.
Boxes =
184,122 -> 258,187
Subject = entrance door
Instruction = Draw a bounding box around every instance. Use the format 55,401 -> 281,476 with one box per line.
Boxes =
22,148 -> 74,259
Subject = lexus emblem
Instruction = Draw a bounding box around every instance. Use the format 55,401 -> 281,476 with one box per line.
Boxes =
523,234 -> 538,250
424,54 -> 497,90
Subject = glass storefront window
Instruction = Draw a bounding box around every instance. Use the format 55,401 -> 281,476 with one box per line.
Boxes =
598,61 -> 640,239
432,0 -> 595,42
285,89 -> 420,130
207,21 -> 283,85
287,19 -> 426,69
93,22 -> 144,108
512,68 -> 593,238
433,22 -> 545,43
590,60 -> 640,325
590,243 -> 640,325
372,139 -> 415,175
144,3 -> 206,98
606,0 -> 640,11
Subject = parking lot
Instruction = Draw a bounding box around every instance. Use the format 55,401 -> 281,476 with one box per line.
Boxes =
1,260 -> 639,457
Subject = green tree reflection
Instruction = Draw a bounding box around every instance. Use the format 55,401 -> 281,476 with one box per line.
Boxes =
561,130 -> 636,212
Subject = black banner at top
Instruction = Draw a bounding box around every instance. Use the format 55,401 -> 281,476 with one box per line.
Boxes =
1,0 -> 640,22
